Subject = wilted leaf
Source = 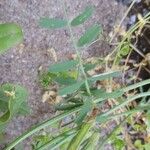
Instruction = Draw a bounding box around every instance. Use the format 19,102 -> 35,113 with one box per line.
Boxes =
0,23 -> 23,54
49,60 -> 78,73
39,18 -> 67,29
77,24 -> 101,47
71,6 -> 94,26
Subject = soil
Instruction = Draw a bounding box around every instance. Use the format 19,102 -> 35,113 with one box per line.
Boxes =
122,0 -> 150,90
0,0 -> 127,149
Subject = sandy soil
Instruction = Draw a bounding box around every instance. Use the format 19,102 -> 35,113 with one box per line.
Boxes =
0,0 -> 127,149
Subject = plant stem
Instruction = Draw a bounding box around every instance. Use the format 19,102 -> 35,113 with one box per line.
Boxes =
62,0 -> 91,95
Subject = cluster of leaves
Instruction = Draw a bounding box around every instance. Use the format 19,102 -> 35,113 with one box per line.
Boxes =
0,23 -> 29,134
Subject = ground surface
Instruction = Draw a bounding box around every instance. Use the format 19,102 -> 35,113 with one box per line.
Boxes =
0,0 -> 127,149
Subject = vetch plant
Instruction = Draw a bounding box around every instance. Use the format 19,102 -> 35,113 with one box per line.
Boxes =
5,2 -> 150,150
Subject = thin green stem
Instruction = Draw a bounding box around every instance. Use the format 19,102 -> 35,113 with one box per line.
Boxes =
62,0 -> 91,95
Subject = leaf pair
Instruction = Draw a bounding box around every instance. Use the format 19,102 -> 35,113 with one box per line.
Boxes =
39,6 -> 102,47
39,6 -> 94,29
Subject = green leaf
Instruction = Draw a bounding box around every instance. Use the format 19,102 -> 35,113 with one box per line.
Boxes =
39,72 -> 56,87
113,138 -> 125,150
49,60 -> 78,73
90,88 -> 105,97
98,90 -> 124,99
54,76 -> 77,85
17,102 -> 31,115
0,84 -> 28,126
77,24 -> 101,47
119,42 -> 130,56
0,23 -> 23,54
88,71 -> 121,82
0,89 -> 9,111
58,81 -> 84,96
75,99 -> 93,124
39,18 -> 68,29
134,140 -> 143,149
144,144 -> 150,150
83,63 -> 96,72
71,6 -> 94,26
0,100 -> 8,111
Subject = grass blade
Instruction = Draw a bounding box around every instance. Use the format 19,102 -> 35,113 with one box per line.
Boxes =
5,107 -> 80,150
67,121 -> 94,150
88,71 -> 121,82
37,128 -> 76,150
123,79 -> 150,92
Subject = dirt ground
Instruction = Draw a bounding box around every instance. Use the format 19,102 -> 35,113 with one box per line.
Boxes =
0,0 -> 127,149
